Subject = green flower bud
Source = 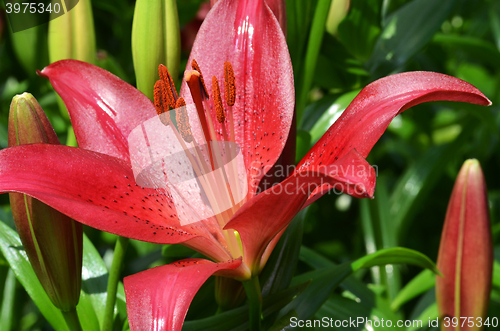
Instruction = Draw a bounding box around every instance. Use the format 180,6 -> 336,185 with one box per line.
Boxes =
48,0 -> 96,64
326,0 -> 350,35
8,93 -> 83,312
436,159 -> 493,330
132,0 -> 181,100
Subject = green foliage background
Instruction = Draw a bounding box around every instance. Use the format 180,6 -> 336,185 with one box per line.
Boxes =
0,0 -> 499,330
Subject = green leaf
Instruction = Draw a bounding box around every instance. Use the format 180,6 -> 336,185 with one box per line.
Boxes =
288,247 -> 438,319
0,220 -> 68,331
260,209 -> 308,329
295,130 -> 312,164
80,235 -> 110,329
0,269 -> 16,331
9,25 -> 49,76
492,260 -> 500,290
316,294 -> 398,330
337,0 -> 381,62
296,0 -> 332,122
183,282 -> 309,331
0,220 -> 109,331
261,208 -> 308,298
389,132 -> 470,241
299,246 -> 375,307
409,302 -> 438,331
268,309 -> 297,331
490,2 -> 500,52
351,248 -> 439,275
309,90 -> 360,143
360,176 -> 402,300
368,0 -> 456,77
391,269 -> 435,310
432,33 -> 500,69
283,263 -> 353,320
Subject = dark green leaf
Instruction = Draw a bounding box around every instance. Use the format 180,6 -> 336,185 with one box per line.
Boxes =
351,247 -> 439,275
0,220 -> 109,331
368,0 -> 456,77
261,208 -> 308,297
391,269 -> 435,310
309,90 -> 359,143
337,0 -> 381,62
183,282 -> 309,331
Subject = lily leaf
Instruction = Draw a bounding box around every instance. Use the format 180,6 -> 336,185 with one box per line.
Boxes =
284,247 -> 438,319
368,0 -> 456,77
391,269 -> 435,311
261,207 -> 308,298
183,281 -> 309,331
351,247 -> 439,274
0,220 -> 109,331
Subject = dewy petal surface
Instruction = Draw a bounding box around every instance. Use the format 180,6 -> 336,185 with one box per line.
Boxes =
125,258 -> 241,331
297,72 -> 491,204
210,0 -> 287,34
225,152 -> 376,273
0,144 -> 232,262
298,72 -> 491,171
181,0 -> 294,196
39,60 -> 157,162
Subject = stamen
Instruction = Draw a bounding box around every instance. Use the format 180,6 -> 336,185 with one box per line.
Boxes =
175,97 -> 193,143
212,76 -> 225,124
191,59 -> 209,99
153,80 -> 171,126
224,62 -> 236,106
158,64 -> 178,108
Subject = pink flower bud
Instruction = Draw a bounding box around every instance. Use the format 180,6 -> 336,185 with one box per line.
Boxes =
8,93 -> 83,312
436,159 -> 493,329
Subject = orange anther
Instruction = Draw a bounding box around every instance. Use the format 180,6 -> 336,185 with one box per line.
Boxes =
212,76 -> 225,124
191,59 -> 209,99
224,62 -> 236,106
175,97 -> 193,143
154,80 -> 171,126
158,64 -> 178,108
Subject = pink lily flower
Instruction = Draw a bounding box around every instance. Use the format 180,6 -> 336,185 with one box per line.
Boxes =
0,0 -> 490,329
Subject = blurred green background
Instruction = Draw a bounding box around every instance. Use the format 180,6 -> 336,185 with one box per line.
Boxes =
0,0 -> 500,330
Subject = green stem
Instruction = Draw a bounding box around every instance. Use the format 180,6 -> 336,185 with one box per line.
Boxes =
296,0 -> 332,123
62,308 -> 83,331
102,236 -> 129,331
242,276 -> 262,331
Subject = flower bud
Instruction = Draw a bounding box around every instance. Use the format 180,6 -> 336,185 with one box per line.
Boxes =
132,0 -> 181,100
8,93 -> 83,312
48,0 -> 96,64
325,0 -> 350,35
436,159 -> 493,330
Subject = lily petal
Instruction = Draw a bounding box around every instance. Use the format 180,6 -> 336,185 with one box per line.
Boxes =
297,72 -> 491,204
225,154 -> 375,273
211,0 -> 287,34
298,72 -> 491,170
181,0 -> 294,196
0,144 -> 231,262
125,258 -> 242,331
39,60 -> 156,162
